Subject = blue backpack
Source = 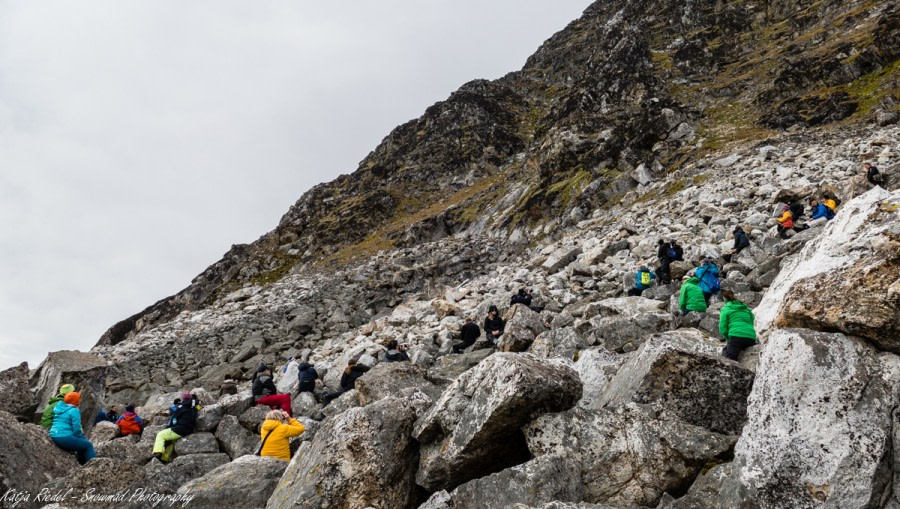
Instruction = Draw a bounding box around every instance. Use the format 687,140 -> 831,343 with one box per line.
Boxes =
697,265 -> 721,293
824,206 -> 835,220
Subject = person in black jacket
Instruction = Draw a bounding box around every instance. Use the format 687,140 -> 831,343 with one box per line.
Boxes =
510,288 -> 533,306
296,363 -> 318,394
484,305 -> 505,345
253,366 -> 293,416
657,240 -> 673,285
453,317 -> 481,353
384,340 -> 410,362
733,225 -> 751,253
670,240 -> 684,261
323,360 -> 370,406
865,162 -> 884,186
152,392 -> 197,463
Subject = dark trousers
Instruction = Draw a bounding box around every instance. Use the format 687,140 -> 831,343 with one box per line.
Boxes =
298,380 -> 315,393
627,288 -> 644,297
322,388 -> 347,406
452,339 -> 475,354
777,225 -> 793,239
703,291 -> 713,305
723,336 -> 756,361
658,259 -> 671,284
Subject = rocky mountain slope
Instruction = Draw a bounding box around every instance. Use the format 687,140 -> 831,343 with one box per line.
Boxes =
1,0 -> 899,508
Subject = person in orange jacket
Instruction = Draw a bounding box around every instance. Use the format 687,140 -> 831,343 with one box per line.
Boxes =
258,409 -> 305,461
776,204 -> 794,239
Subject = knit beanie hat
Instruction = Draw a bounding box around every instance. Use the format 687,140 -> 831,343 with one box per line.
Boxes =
63,392 -> 81,406
59,384 -> 75,395
180,392 -> 193,401
125,404 -> 135,413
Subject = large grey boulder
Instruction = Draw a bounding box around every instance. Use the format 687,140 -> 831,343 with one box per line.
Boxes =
414,353 -> 582,491
30,350 -> 107,437
90,420 -> 120,443
756,187 -> 899,348
542,245 -> 582,273
713,328 -> 900,508
427,349 -> 494,385
428,455 -> 584,509
528,326 -> 586,361
266,396 -> 420,509
354,361 -> 441,405
0,362 -> 35,418
498,304 -> 548,352
572,348 -> 623,411
195,402 -> 225,432
94,434 -> 145,465
39,457 -> 172,509
290,391 -> 319,418
525,404 -> 735,507
220,391 -> 254,416
144,452 -> 230,493
0,410 -> 79,503
577,298 -> 674,352
215,414 -> 258,459
596,337 -> 755,435
174,432 -> 219,455
238,405 -> 270,432
178,455 -> 288,509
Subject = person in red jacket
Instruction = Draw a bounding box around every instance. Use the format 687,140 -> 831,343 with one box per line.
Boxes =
115,404 -> 144,436
253,366 -> 293,416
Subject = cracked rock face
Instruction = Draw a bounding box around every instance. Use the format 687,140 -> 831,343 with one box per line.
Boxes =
413,353 -> 582,491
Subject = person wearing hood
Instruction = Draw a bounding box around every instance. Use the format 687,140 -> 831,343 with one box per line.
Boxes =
656,240 -> 673,285
253,366 -> 293,416
718,290 -> 757,360
483,305 -> 505,345
296,362 -> 318,394
115,404 -> 144,436
258,410 -> 305,461
49,392 -> 95,465
41,383 -> 75,430
453,316 -> 481,353
776,204 -> 795,239
678,273 -> 708,315
384,340 -> 410,362
628,266 -> 656,296
733,225 -> 750,254
323,359 -> 371,406
152,392 -> 197,463
694,257 -> 721,305
510,288 -> 533,306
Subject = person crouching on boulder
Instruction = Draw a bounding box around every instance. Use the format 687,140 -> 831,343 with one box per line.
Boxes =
253,365 -> 293,416
718,290 -> 758,361
116,404 -> 144,436
322,359 -> 371,406
49,392 -> 96,465
152,392 -> 197,463
258,409 -> 305,461
483,305 -> 505,345
41,383 -> 75,430
677,272 -> 708,316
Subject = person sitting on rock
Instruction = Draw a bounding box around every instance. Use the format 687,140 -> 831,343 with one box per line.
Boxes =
823,193 -> 839,214
94,407 -> 108,425
510,288 -> 533,306
115,404 -> 144,436
452,316 -> 482,354
776,204 -> 795,239
694,257 -> 721,305
384,340 -> 410,362
656,240 -> 673,284
733,225 -> 750,254
49,392 -> 95,465
322,359 -> 370,406
670,239 -> 684,261
865,162 -> 884,187
253,366 -> 293,416
805,197 -> 834,229
627,266 -> 655,296
41,383 -> 76,430
718,290 -> 757,361
678,272 -> 708,316
259,409 -> 305,461
153,392 -> 197,463
483,305 -> 505,345
297,362 -> 318,394
105,405 -> 119,423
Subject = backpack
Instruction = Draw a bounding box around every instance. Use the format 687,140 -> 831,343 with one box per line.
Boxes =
697,265 -> 721,293
823,206 -> 835,220
640,271 -> 651,286
666,247 -> 676,259
789,202 -> 804,220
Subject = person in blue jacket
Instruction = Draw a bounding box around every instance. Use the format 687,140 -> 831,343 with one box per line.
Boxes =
49,392 -> 96,465
694,257 -> 721,305
806,198 -> 834,229
627,266 -> 656,296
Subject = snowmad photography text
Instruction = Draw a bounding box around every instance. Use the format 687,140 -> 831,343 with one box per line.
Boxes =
1,487 -> 196,507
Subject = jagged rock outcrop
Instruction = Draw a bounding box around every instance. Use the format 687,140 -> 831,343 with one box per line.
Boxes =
354,361 -> 441,406
30,351 -> 107,436
144,453 -> 230,493
498,304 -> 548,352
597,337 -> 755,435
0,410 -> 79,506
413,353 -> 582,491
178,456 -> 289,509
758,188 -> 900,349
266,396 -> 420,509
0,362 -> 35,419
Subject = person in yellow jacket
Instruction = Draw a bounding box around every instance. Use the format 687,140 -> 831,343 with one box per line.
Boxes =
259,410 -> 305,461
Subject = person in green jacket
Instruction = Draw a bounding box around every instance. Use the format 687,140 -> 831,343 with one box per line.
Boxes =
40,383 -> 75,429
678,274 -> 707,315
718,290 -> 757,360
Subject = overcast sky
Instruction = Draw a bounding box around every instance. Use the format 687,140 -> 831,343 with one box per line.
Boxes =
0,0 -> 592,370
